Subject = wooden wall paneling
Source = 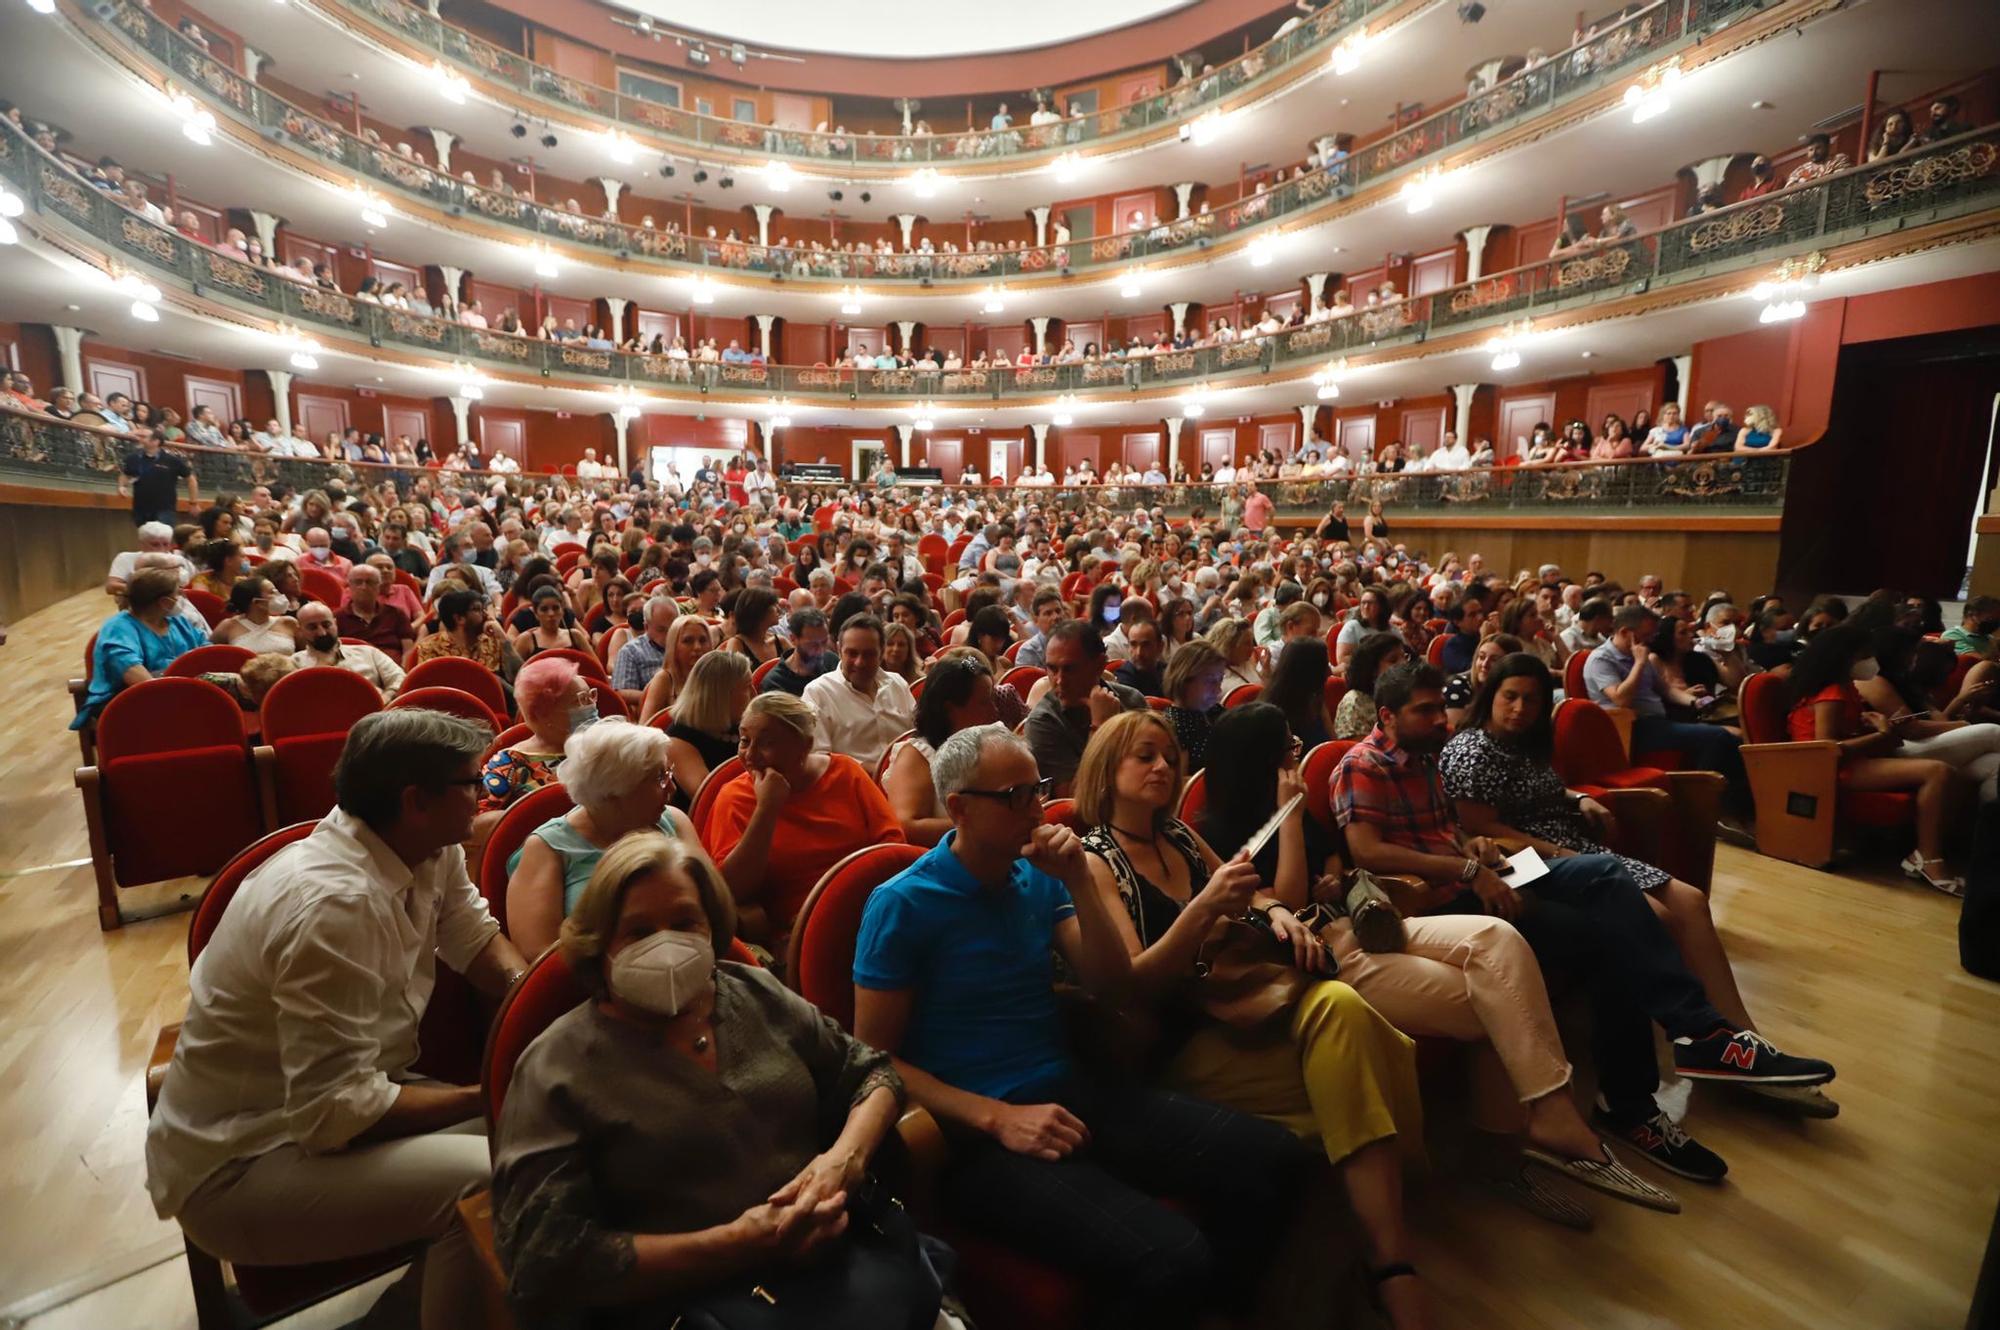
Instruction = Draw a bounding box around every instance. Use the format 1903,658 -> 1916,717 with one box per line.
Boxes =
544,295 -> 593,330
1335,414 -> 1375,462
1263,290 -> 1301,320
1513,219 -> 1560,268
1496,393 -> 1556,456
1585,381 -> 1655,433
1398,405 -> 1446,455
1063,321 -> 1102,355
1127,312 -> 1167,344
370,258 -> 422,290
988,437 -> 1024,481
1617,184 -> 1678,235
383,404 -> 432,447
986,326 -> 1028,362
771,93 -> 815,131
482,415 -> 527,462
1199,427 -> 1235,473
784,323 -> 831,365
1113,191 -> 1157,231
466,279 -> 523,319
636,309 -> 682,348
279,234 -> 340,273
1257,420 -> 1298,459
182,375 -> 241,424
845,326 -> 886,357
1121,431 -> 1162,472
926,327 -> 967,360
925,436 -> 963,482
294,392 -> 350,447
1058,432 -> 1100,475
1409,246 -> 1458,296
85,358 -> 146,406
1345,264 -> 1387,297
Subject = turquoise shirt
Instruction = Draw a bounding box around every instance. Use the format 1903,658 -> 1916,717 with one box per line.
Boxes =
73,611 -> 210,727
509,810 -> 681,914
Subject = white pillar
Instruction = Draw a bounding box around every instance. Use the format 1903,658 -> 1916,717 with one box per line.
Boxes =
1687,155 -> 1736,195
1029,205 -> 1050,247
598,177 -> 625,217
605,296 -> 629,342
1030,317 -> 1050,356
1460,225 -> 1494,282
449,394 -> 473,447
1172,182 -> 1196,220
1297,404 -> 1316,454
894,214 -> 916,248
751,203 -> 774,247
611,411 -> 632,476
896,423 -> 914,468
264,368 -> 294,435
249,211 -> 281,255
895,321 -> 916,354
1450,383 -> 1479,450
754,314 -> 776,357
1165,416 -> 1184,472
1030,422 -> 1049,471
1169,302 -> 1191,336
49,325 -> 86,393
1304,272 -> 1329,314
244,46 -> 270,82
438,265 -> 465,307
425,128 -> 457,172
1673,355 -> 1693,415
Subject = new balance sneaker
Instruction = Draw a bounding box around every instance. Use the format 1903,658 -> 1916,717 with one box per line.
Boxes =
1672,1028 -> 1834,1086
1594,1107 -> 1728,1183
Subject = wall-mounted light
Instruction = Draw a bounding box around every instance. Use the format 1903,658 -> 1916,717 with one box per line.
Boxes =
1247,236 -> 1277,267
980,285 -> 1007,314
1751,252 -> 1823,322
1050,151 -> 1083,184
763,161 -> 794,192
1623,58 -> 1682,124
1485,318 -> 1533,372
531,243 -> 559,279
1119,270 -> 1145,300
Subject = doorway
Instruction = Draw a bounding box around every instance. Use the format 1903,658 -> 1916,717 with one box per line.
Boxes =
853,439 -> 885,481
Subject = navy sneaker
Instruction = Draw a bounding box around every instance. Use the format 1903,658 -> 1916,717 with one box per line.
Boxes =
1673,1028 -> 1834,1086
1594,1107 -> 1728,1183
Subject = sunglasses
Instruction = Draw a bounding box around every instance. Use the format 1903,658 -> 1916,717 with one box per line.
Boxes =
956,777 -> 1055,812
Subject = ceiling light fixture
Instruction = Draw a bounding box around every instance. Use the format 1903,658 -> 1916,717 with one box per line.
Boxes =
432,60 -> 470,105
166,90 -> 218,146
450,360 -> 487,399
763,160 -> 794,192
353,186 -> 389,229
907,167 -> 941,198
1623,58 -> 1682,124
1051,394 -> 1078,427
531,243 -> 559,279
1328,32 -> 1369,76
1486,318 -> 1532,372
1400,164 -> 1444,214
1311,357 -> 1348,400
768,399 -> 792,429
602,129 -> 638,164
24,0 -> 56,15
119,273 -> 162,322
1050,151 -> 1083,184
0,187 -> 22,244
837,285 -> 865,316
909,401 -> 938,431
689,276 -> 717,305
1180,383 -> 1211,418
1184,110 -> 1225,147
980,285 -> 1007,314
1752,252 -> 1823,322
1119,270 -> 1145,300
1247,236 -> 1277,267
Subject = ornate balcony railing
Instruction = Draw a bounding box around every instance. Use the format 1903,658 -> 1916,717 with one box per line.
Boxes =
87,0 -> 1771,283
0,401 -> 1788,516
6,114 -> 1996,406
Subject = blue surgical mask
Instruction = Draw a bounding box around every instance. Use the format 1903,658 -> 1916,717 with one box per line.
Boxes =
567,702 -> 600,736
1103,603 -> 1121,624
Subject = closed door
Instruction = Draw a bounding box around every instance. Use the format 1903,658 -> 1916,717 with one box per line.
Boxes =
1113,192 -> 1156,232
1497,393 -> 1556,457
371,259 -> 421,291
1118,75 -> 1162,105
184,375 -> 241,426
482,416 -> 526,464
784,324 -> 830,366
1585,382 -> 1654,436
1200,428 -> 1236,474
989,438 -> 1022,481
1408,247 -> 1457,296
637,309 -> 682,348
986,326 -> 1027,363
1399,406 -> 1445,456
384,405 -> 432,449
1257,421 -> 1297,459
295,393 -> 349,448
771,93 -> 814,131
1058,433 -> 1100,475
1121,432 -> 1161,472
924,437 -> 963,482
86,358 -> 146,407
845,326 -> 885,357
1064,321 -> 1102,356
1336,414 -> 1375,462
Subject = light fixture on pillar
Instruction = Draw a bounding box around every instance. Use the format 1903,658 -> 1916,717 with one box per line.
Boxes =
431,60 -> 471,105
167,89 -> 218,146
1050,151 -> 1083,184
1328,31 -> 1370,75
451,360 -> 486,399
602,129 -> 639,164
1118,269 -> 1146,300
0,186 -> 22,245
609,386 -> 644,421
1751,252 -> 1822,322
688,276 -> 717,305
531,242 -> 560,279
1311,357 -> 1347,400
1051,394 -> 1078,427
980,285 -> 1007,315
1400,164 -> 1444,214
763,160 -> 794,192
836,285 -> 865,316
1485,318 -> 1532,372
1623,58 -> 1682,124
906,167 -> 941,199
118,272 -> 162,322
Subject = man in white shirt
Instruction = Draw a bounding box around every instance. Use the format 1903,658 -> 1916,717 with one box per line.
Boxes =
1432,432 -> 1471,472
575,449 -> 606,482
294,602 -> 406,698
541,509 -> 587,555
1213,461 -> 1238,484
488,451 -> 519,474
802,614 -> 914,774
106,522 -> 189,599
145,711 -> 529,1326
249,419 -> 283,453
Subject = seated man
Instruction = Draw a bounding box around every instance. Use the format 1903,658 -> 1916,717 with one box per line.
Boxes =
1111,617 -> 1166,697
855,724 -> 1305,1329
106,521 -> 188,600
336,563 -> 416,660
758,605 -> 830,697
1333,662 -> 1833,1182
1013,586 -> 1067,668
802,613 -> 915,775
294,601 -> 405,699
1583,605 -> 1745,799
1436,596 -> 1486,675
146,711 -> 530,1326
1025,621 -> 1148,796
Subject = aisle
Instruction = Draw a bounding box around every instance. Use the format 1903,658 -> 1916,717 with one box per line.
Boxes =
1,591 -> 1994,1329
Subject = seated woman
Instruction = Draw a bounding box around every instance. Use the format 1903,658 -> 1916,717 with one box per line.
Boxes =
1737,405 -> 1785,450
663,650 -> 753,803
1787,623 -> 1963,894
1640,403 -> 1688,454
512,586 -> 592,662
1336,632 -> 1409,739
1163,638 -> 1228,771
1441,655 -> 1834,1116
508,719 -> 709,959
480,655 -> 596,818
1207,617 -> 1265,696
72,568 -> 210,729
212,576 -> 299,653
1070,710 -> 1430,1329
720,586 -> 781,666
189,539 -> 246,601
1266,638 -> 1335,749
1859,627 -> 2000,804
1201,704 -> 1679,1221
639,617 -> 714,724
880,621 -> 924,686
883,652 -> 999,846
492,833 -> 924,1330
197,651 -> 296,712
1445,633 -> 1522,730
964,605 -> 1029,729
706,693 -> 904,950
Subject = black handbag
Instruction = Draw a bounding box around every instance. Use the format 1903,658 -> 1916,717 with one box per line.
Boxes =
671,1182 -> 950,1330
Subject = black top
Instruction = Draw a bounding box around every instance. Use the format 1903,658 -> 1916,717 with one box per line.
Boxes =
1114,659 -> 1165,698
668,721 -> 738,774
1317,514 -> 1351,543
758,656 -> 819,697
123,449 -> 190,516
1166,704 -> 1215,772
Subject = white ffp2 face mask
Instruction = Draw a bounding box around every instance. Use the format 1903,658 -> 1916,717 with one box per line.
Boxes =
1850,659 -> 1881,682
609,930 -> 713,1017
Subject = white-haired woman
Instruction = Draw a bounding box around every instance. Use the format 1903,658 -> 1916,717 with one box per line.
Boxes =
508,719 -> 711,959
663,650 -> 753,801
492,833 -> 926,1328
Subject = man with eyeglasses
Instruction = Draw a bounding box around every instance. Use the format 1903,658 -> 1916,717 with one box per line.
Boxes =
854,723 -> 1305,1329
1025,619 -> 1147,797
147,710 -> 529,1328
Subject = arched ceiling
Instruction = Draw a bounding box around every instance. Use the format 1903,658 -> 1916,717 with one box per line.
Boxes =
605,0 -> 1197,59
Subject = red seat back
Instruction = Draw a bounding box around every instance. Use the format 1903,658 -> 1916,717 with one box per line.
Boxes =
876,729 -> 918,783
752,657 -> 779,688
1223,684 -> 1262,708
1563,651 -> 1589,700
1301,740 -> 1355,830
390,686 -> 503,732
184,588 -> 228,628
1176,769 -> 1208,824
1002,665 -> 1046,693
1426,635 -> 1448,666
483,946 -> 587,1133
534,647 -> 610,682
189,822 -> 318,963
402,657 -> 508,717
298,565 -> 346,607
1322,676 -> 1348,717
1042,797 -> 1084,833
784,843 -> 926,1032
477,782 -> 575,930
1739,672 -> 1791,746
687,756 -> 745,842
98,677 -> 247,761
482,722 -> 533,764
1551,698 -> 1632,787
96,679 -> 265,888
259,667 -> 383,743
166,644 -> 254,678
941,608 -> 966,631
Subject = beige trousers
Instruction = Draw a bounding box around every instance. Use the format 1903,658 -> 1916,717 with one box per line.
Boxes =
176,1118 -> 489,1330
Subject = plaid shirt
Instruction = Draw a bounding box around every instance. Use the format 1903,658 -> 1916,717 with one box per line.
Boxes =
1329,726 -> 1460,856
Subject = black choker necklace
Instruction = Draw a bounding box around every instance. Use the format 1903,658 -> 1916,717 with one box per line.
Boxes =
1110,822 -> 1156,841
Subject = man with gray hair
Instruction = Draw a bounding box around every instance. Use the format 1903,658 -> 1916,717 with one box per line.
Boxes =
146,710 -> 529,1329
106,521 -> 187,599
612,594 -> 679,709
854,724 -> 1304,1326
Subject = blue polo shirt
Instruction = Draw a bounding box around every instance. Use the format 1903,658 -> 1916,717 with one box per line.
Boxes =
1583,639 -> 1665,716
853,834 -> 1074,1102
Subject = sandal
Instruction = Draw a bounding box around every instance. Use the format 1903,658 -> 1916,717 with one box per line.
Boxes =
1900,853 -> 1966,897
1521,1145 -> 1681,1213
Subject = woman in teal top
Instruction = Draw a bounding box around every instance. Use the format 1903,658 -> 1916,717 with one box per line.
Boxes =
507,719 -> 712,957
1738,404 -> 1785,450
73,567 -> 210,728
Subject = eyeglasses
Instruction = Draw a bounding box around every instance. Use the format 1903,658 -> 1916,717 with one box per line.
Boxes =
956,777 -> 1054,812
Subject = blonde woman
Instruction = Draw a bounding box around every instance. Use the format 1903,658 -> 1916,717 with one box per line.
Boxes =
1738,405 -> 1785,450
880,620 -> 923,685
638,616 -> 715,723
1206,617 -> 1264,696
663,650 -> 753,799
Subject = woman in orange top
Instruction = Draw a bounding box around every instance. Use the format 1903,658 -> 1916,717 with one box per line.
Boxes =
1785,622 -> 1961,894
706,690 -> 905,950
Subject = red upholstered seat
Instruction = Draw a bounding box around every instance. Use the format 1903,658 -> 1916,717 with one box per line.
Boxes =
1301,739 -> 1355,830
257,668 -> 384,827
687,755 -> 745,842
1146,695 -> 1172,711
785,843 -> 925,1033
1042,797 -> 1084,832
1002,665 -> 1046,693
1176,769 -> 1208,824
297,565 -> 345,607
1563,651 -> 1588,700
1551,699 -> 1669,793
166,644 -> 255,677
478,782 -> 575,931
481,722 -> 533,764
402,657 -> 508,717
876,730 -> 918,783
532,646 -> 611,682
752,657 -> 779,688
81,678 -> 264,930
184,588 -> 228,628
1837,785 -> 1916,827
1223,683 -> 1262,708
1736,672 -> 1914,867
389,686 -> 502,731
1739,672 -> 1789,746
1323,676 -> 1348,717
1426,635 -> 1449,666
